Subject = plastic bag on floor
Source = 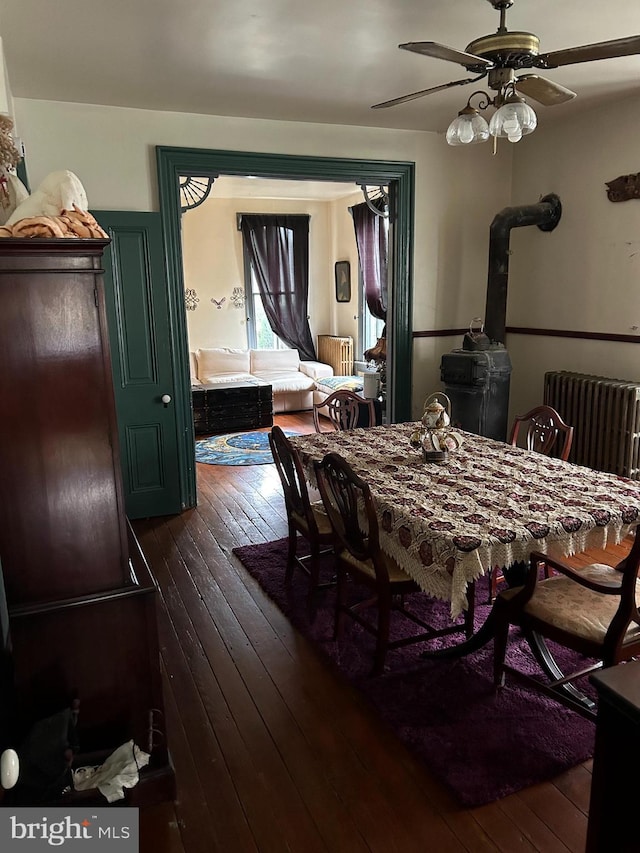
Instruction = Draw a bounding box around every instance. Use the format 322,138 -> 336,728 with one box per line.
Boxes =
72,740 -> 150,803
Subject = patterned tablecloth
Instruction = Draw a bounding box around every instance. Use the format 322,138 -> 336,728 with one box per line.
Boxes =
290,423 -> 640,618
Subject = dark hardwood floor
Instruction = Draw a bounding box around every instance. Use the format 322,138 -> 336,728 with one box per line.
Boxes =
134,412 -> 628,853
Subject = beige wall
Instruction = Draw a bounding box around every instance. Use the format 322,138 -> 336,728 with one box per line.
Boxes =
0,39 -> 14,117
181,194 -> 358,353
329,190 -> 362,347
13,97 -> 511,416
507,94 -> 640,420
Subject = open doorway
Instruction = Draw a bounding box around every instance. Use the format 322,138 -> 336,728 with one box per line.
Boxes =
180,175 -> 377,386
156,146 -> 414,509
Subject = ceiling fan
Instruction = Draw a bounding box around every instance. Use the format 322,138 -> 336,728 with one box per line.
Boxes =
372,0 -> 640,144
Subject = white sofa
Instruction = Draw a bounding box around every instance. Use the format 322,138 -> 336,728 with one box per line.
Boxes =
190,347 -> 333,413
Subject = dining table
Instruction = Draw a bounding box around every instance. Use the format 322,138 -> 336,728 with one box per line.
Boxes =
289,422 -> 640,626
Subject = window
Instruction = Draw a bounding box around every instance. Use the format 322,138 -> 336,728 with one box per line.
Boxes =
239,213 -> 315,360
359,291 -> 385,361
244,264 -> 289,350
356,211 -> 388,361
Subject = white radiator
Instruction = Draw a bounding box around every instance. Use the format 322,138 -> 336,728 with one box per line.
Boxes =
544,371 -> 640,479
317,335 -> 354,376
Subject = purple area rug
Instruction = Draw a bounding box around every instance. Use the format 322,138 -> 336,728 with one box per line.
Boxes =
232,537 -> 596,807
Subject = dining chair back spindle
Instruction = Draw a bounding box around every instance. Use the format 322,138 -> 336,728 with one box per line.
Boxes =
313,389 -> 377,433
268,426 -> 333,602
509,404 -> 574,461
314,451 -> 468,674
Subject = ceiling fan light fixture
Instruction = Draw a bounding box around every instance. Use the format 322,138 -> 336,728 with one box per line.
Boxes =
489,92 -> 537,142
446,105 -> 490,145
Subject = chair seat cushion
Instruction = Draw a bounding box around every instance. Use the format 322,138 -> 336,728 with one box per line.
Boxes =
523,563 -> 640,645
291,501 -> 333,536
340,549 -> 414,584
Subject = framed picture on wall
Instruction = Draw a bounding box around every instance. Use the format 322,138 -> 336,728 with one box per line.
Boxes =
335,261 -> 351,303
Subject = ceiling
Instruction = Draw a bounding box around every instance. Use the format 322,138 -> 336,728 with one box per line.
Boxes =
1,0 -> 640,133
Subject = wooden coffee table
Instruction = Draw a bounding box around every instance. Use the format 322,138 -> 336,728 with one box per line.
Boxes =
192,380 -> 273,435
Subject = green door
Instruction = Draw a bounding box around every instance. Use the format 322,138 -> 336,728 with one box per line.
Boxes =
96,210 -> 185,518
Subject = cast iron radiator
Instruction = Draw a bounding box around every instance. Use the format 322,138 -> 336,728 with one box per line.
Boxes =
317,335 -> 354,376
544,371 -> 640,479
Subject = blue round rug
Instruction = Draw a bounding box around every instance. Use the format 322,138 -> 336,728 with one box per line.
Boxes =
195,429 -> 295,466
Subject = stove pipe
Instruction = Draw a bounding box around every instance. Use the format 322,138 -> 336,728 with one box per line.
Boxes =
484,193 -> 562,344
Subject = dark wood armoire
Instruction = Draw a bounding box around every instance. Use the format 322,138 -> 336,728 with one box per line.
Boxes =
0,238 -> 174,805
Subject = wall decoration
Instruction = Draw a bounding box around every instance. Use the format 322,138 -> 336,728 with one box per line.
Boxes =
211,297 -> 226,309
185,288 -> 200,311
605,173 -> 640,202
179,175 -> 215,211
335,260 -> 351,303
231,286 -> 245,309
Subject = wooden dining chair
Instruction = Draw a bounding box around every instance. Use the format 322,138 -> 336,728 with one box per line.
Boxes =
313,389 -> 377,433
268,426 -> 334,602
492,527 -> 640,719
488,404 -> 575,600
509,404 -> 574,461
314,451 -> 466,674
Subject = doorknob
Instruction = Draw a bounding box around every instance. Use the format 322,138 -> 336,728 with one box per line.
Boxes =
161,394 -> 172,407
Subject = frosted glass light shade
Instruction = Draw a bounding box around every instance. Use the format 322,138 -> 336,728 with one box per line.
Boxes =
446,110 -> 490,146
489,100 -> 537,143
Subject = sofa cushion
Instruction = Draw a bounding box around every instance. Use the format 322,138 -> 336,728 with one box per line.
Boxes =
254,370 -> 315,394
250,348 -> 300,373
315,375 -> 363,393
189,351 -> 202,386
299,360 -> 334,381
200,373 -> 257,386
197,347 -> 251,383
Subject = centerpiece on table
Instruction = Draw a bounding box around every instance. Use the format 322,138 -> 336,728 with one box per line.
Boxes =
410,392 -> 464,463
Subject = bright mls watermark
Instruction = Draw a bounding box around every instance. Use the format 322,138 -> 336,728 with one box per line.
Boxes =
0,808 -> 138,850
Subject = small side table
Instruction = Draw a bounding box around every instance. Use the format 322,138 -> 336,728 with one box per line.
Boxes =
587,661 -> 640,852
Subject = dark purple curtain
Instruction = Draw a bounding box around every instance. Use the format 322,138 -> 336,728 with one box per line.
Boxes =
240,214 -> 316,361
350,199 -> 388,322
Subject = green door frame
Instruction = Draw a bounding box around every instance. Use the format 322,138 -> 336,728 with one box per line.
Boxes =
156,145 -> 415,509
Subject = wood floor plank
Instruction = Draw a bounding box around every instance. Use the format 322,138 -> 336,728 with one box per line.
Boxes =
160,658 -> 248,853
551,764 -> 592,815
151,521 -> 330,853
496,796 -> 572,853
468,802 -> 539,852
517,785 -> 587,853
138,528 -> 260,853
139,801 -> 185,853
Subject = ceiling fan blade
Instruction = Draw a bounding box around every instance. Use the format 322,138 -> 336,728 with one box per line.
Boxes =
371,76 -> 483,109
536,35 -> 640,69
515,74 -> 577,106
400,41 -> 492,69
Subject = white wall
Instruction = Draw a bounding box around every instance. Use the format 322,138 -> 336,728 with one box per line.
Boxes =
507,94 -> 640,420
13,97 -> 512,417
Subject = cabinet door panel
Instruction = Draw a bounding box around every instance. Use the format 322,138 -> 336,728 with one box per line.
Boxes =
0,241 -> 129,604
